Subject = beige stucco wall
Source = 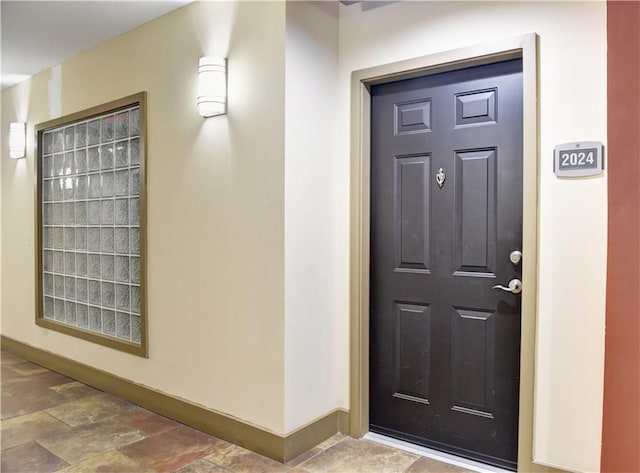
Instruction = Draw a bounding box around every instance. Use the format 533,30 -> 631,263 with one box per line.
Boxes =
337,2 -> 607,472
1,1 -> 287,435
284,1 -> 341,433
2,2 -> 610,467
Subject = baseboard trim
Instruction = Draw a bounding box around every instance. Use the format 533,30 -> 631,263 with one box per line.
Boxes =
285,407 -> 350,459
0,335 -> 349,462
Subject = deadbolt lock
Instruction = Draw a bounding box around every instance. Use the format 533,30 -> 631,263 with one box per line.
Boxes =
510,250 -> 522,264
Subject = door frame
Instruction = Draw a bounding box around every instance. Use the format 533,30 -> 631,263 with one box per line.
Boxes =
349,33 -> 540,472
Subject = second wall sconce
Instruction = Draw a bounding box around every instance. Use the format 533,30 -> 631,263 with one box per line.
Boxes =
9,122 -> 26,159
198,57 -> 227,117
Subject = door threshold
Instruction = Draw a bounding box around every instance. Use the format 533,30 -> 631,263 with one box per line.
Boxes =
363,432 -> 513,473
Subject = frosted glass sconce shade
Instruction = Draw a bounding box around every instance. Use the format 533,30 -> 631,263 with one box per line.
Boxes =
198,57 -> 227,117
9,122 -> 26,159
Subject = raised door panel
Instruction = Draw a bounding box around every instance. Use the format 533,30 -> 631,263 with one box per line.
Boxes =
451,308 -> 496,419
453,149 -> 496,276
393,302 -> 432,404
394,155 -> 431,273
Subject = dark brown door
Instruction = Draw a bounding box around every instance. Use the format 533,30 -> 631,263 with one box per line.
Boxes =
369,59 -> 523,470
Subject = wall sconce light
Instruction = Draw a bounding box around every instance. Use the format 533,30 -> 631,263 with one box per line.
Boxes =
9,122 -> 26,159
198,57 -> 227,117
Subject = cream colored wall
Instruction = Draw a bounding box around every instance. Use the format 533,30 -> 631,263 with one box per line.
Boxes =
283,1 -> 341,433
337,2 -> 607,472
1,1 -> 610,458
1,1 -> 287,434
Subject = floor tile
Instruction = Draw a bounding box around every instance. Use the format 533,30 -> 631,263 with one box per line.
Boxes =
0,411 -> 71,450
36,417 -> 147,465
50,381 -> 102,401
119,424 -> 228,473
8,361 -> 50,376
174,458 -> 231,473
57,450 -> 155,473
0,350 -> 24,365
315,433 -> 347,450
0,350 -> 489,473
403,457 -> 476,473
297,437 -> 418,473
45,392 -> 136,426
286,446 -> 323,467
205,443 -> 289,473
1,385 -> 69,420
2,371 -> 73,395
1,364 -> 22,381
0,441 -> 69,473
115,407 -> 179,435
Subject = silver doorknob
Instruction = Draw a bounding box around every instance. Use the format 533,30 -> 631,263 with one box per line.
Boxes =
492,279 -> 522,294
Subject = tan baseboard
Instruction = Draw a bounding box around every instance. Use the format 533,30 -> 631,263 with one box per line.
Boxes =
1,335 -> 348,462
285,407 -> 350,459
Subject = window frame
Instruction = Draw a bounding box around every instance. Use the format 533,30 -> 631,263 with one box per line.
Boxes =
34,92 -> 148,357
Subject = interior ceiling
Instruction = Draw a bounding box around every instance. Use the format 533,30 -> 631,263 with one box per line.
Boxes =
1,1 -> 192,89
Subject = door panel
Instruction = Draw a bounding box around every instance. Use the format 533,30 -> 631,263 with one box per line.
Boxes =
453,149 -> 496,275
451,307 -> 496,418
370,59 -> 523,470
394,302 -> 432,403
394,155 -> 431,273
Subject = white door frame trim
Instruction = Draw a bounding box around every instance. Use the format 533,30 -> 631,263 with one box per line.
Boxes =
348,33 -> 543,472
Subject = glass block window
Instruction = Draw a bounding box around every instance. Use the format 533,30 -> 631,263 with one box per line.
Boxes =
36,94 -> 146,356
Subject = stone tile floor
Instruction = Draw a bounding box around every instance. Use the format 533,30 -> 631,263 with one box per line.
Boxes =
0,349 -> 474,472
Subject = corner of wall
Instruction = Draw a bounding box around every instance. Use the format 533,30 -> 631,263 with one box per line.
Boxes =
283,0 -> 342,434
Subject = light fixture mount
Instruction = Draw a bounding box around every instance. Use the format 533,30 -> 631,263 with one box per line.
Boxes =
9,122 -> 26,159
198,57 -> 227,117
